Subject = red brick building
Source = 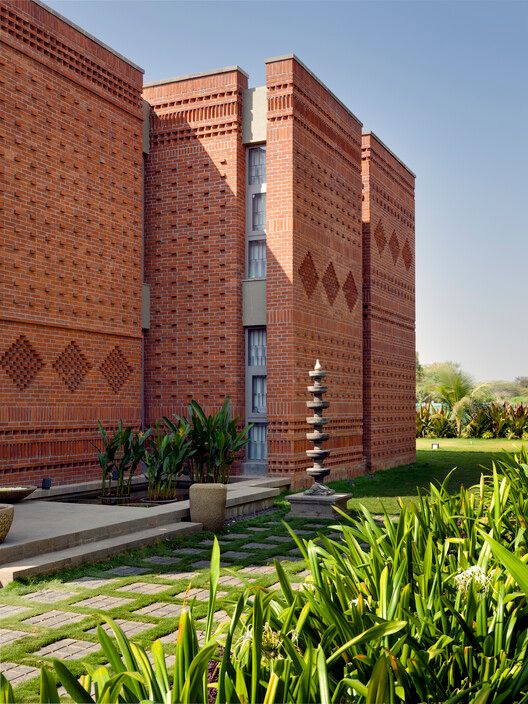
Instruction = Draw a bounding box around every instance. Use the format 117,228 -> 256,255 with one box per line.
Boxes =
0,2 -> 415,489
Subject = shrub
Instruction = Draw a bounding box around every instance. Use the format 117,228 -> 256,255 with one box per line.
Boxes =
419,401 -> 528,439
4,450 -> 528,702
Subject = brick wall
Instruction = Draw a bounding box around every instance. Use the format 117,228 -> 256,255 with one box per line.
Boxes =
0,0 -> 144,485
266,56 -> 364,488
142,68 -> 247,427
362,133 -> 416,471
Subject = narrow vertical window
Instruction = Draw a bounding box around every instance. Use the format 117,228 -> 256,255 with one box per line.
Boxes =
248,146 -> 266,185
252,376 -> 267,414
248,240 -> 266,279
248,424 -> 267,460
251,193 -> 266,232
248,329 -> 267,367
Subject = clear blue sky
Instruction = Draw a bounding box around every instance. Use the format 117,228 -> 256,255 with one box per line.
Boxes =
46,0 -> 528,382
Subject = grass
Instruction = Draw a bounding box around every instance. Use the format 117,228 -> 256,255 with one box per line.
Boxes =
329,437 -> 526,515
0,507 -> 336,702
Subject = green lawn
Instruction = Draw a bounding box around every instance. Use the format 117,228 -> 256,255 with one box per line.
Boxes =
329,437 -> 525,515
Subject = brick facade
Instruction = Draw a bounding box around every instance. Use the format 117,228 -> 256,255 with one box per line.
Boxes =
0,0 -> 144,485
361,133 -> 416,471
0,3 -> 415,488
142,68 -> 247,426
266,57 -> 364,488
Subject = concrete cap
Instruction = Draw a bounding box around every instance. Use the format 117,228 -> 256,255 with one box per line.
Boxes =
265,54 -> 363,127
144,65 -> 249,89
34,0 -> 144,73
362,131 -> 416,178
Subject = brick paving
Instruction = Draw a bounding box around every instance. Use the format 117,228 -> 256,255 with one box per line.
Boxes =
23,610 -> 87,628
0,628 -> 30,645
134,602 -> 184,618
66,577 -> 117,590
0,663 -> 39,685
102,566 -> 149,577
174,588 -> 227,602
87,619 -> 153,637
0,513 -> 335,693
36,638 -> 100,660
116,582 -> 171,595
222,551 -> 250,561
0,604 -> 31,620
143,555 -> 181,565
74,595 -> 132,610
25,588 -> 76,604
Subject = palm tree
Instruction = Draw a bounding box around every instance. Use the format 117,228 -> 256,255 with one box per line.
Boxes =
435,368 -> 488,436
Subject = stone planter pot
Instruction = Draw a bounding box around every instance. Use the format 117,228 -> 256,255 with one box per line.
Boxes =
0,504 -> 14,544
189,483 -> 227,531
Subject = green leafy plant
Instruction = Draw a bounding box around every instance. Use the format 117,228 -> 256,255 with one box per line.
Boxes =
186,398 -> 251,484
144,419 -> 193,501
5,451 -> 528,703
96,421 -> 151,499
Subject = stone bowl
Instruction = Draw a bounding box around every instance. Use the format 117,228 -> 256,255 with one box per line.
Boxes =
0,486 -> 37,503
0,504 -> 14,544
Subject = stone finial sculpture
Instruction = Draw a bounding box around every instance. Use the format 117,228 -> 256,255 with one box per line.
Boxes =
305,360 -> 335,496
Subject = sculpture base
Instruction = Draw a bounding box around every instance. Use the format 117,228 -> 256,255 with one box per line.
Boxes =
286,491 -> 351,519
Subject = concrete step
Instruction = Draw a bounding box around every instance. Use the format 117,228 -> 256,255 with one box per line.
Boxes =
0,521 -> 202,585
0,501 -> 189,565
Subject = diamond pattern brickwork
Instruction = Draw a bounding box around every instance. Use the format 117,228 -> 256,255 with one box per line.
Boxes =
342,272 -> 359,312
298,252 -> 319,298
402,239 -> 413,270
373,221 -> 386,254
322,262 -> 340,305
389,230 -> 400,263
100,346 -> 132,393
0,336 -> 43,390
361,132 -> 416,473
52,342 -> 91,392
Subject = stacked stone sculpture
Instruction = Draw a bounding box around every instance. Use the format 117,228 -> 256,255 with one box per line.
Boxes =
305,360 -> 335,495
286,359 -> 350,518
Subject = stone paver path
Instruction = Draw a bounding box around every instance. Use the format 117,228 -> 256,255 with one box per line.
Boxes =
0,663 -> 40,685
25,588 -> 77,603
0,510 -> 336,697
134,602 -> 184,618
36,638 -> 100,660
87,619 -> 153,637
23,610 -> 87,628
0,604 -> 31,619
66,576 -> 117,590
74,595 -> 132,609
0,628 -> 30,645
116,581 -> 171,595
102,565 -> 149,577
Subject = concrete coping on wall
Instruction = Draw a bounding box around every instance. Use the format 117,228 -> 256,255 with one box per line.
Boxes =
363,130 -> 416,178
265,54 -> 363,128
35,0 -> 144,73
144,65 -> 249,88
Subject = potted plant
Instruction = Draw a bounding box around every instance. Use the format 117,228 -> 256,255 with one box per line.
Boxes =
143,418 -> 193,502
96,421 -> 150,504
187,398 -> 250,530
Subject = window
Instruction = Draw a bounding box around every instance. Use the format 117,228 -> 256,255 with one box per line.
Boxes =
245,145 -> 268,469
252,376 -> 267,414
248,328 -> 267,367
248,240 -> 266,279
251,193 -> 266,232
248,146 -> 266,185
246,146 -> 266,281
245,327 -> 267,466
248,423 -> 267,460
